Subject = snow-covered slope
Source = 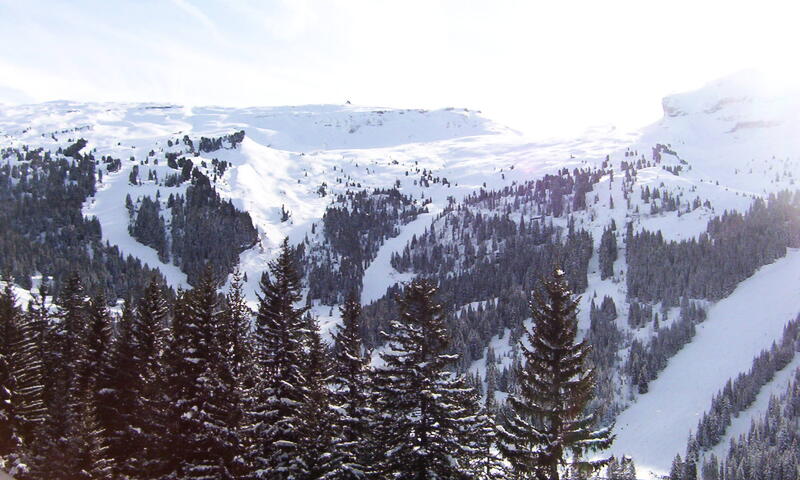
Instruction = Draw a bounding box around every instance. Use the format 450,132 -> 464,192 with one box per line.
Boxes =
0,99 -> 632,301
2,70 -> 800,475
637,69 -> 800,198
606,249 -> 800,476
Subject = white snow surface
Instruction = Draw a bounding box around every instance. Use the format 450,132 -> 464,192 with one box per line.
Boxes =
605,249 -> 800,476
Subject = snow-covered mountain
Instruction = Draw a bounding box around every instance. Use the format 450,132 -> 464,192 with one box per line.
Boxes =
2,70 -> 799,477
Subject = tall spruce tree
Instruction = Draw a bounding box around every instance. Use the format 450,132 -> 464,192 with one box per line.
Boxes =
80,295 -> 114,408
598,226 -> 617,280
182,268 -> 243,480
371,278 -> 477,479
224,269 -> 253,379
0,281 -> 19,463
297,316 -> 339,479
221,268 -> 255,479
99,300 -> 139,479
162,289 -> 196,479
37,273 -> 89,479
498,268 -> 614,480
468,384 -> 506,480
19,286 -> 50,479
130,278 -> 170,478
330,295 -> 371,479
0,281 -> 45,476
249,238 -> 310,479
72,294 -> 116,480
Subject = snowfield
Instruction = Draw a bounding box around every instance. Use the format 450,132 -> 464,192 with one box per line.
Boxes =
606,249 -> 800,476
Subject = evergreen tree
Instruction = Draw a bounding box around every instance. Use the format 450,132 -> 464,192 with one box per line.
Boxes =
224,269 -> 253,379
81,295 -> 114,408
297,316 -> 339,479
55,273 -> 90,414
99,300 -> 139,478
598,226 -> 618,280
249,239 -> 310,479
670,454 -> 685,480
37,273 -> 89,479
0,281 -> 45,476
162,289 -> 195,479
221,269 -> 255,479
330,295 -> 371,479
371,278 -> 476,479
465,384 -> 506,479
72,294 -> 116,480
130,278 -> 170,477
0,282 -> 19,462
72,401 -> 115,480
498,268 -> 614,480
182,268 -> 243,480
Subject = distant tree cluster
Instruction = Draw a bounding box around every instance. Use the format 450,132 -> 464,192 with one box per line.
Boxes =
627,191 -> 800,305
586,295 -> 625,423
699,367 -> 800,480
694,316 -> 800,450
626,298 -> 707,394
598,224 -> 618,279
173,131 -> 245,155
303,188 -> 426,304
128,195 -> 169,262
127,176 -> 258,285
0,146 -> 166,299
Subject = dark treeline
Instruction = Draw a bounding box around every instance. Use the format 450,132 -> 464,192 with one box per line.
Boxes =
303,188 -> 426,304
0,247 -> 613,480
586,295 -> 625,423
0,145 -> 166,299
699,368 -> 800,480
128,166 -> 258,286
168,179 -> 258,285
174,131 -> 246,155
626,298 -> 707,394
694,316 -> 800,450
366,214 -> 593,366
627,191 -> 800,305
363,168 -> 602,417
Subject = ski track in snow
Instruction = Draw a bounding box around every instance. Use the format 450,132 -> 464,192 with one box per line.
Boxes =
84,160 -> 189,288
361,205 -> 442,305
708,357 -> 800,462
606,249 -> 800,476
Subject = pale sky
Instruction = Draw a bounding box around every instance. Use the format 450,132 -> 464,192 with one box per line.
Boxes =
1,0 -> 799,137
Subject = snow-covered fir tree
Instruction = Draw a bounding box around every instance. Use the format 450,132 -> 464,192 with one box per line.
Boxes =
329,296 -> 372,479
179,268 -> 244,480
498,268 -> 614,480
129,278 -> 170,477
0,281 -> 45,476
371,278 -> 480,479
248,238 -> 311,479
98,299 -> 139,479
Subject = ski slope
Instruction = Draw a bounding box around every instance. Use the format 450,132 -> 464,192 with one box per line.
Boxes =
708,359 -> 800,462
606,249 -> 800,476
84,158 -> 190,288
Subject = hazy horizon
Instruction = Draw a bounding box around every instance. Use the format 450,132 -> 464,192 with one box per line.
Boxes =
2,0 -> 799,138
